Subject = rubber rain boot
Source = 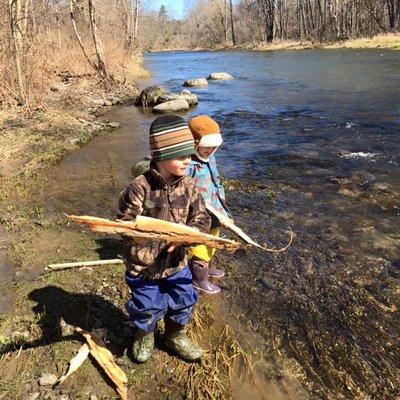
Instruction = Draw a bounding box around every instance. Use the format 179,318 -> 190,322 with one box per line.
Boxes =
132,329 -> 154,363
163,319 -> 203,361
190,259 -> 221,295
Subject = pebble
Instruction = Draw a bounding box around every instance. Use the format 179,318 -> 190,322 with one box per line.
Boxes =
107,122 -> 120,129
79,266 -> 94,274
69,138 -> 80,146
26,393 -> 40,400
38,372 -> 58,386
11,330 -> 30,340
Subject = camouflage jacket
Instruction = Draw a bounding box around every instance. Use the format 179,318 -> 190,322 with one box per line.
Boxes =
117,165 -> 211,279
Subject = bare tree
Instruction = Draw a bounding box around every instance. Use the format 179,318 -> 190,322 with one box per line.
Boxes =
133,0 -> 139,41
69,0 -> 108,81
88,0 -> 108,80
9,0 -> 26,103
230,0 -> 236,44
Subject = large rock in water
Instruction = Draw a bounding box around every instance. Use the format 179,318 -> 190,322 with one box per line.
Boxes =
208,72 -> 233,80
180,91 -> 198,106
153,99 -> 189,113
183,78 -> 208,87
157,93 -> 180,103
157,91 -> 198,107
135,85 -> 165,106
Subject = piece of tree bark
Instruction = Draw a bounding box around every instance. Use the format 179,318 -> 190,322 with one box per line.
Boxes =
59,343 -> 90,384
68,214 -> 242,252
76,328 -> 128,400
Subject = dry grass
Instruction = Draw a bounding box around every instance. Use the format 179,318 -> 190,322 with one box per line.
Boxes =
216,33 -> 400,52
325,33 -> 400,50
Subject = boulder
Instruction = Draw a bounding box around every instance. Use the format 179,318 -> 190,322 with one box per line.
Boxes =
158,92 -> 198,107
135,85 -> 165,107
153,99 -> 189,113
179,92 -> 198,106
183,78 -> 208,87
157,93 -> 180,103
208,72 -> 233,80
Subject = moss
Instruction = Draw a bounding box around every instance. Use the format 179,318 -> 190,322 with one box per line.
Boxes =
221,177 -> 277,198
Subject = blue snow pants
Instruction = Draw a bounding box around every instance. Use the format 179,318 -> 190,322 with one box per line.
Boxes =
125,267 -> 198,333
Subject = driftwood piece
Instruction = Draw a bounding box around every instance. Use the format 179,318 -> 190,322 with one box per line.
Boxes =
46,259 -> 124,271
206,205 -> 294,252
76,327 -> 128,400
59,343 -> 90,384
68,214 -> 242,252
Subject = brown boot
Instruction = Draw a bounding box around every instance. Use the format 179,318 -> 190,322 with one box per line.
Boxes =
190,259 -> 221,295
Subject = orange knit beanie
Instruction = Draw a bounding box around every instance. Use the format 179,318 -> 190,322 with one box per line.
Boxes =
188,115 -> 223,147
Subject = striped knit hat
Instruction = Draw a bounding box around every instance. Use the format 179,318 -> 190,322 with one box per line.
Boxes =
149,116 -> 195,161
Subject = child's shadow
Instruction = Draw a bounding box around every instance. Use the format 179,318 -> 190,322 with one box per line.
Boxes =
1,285 -> 128,357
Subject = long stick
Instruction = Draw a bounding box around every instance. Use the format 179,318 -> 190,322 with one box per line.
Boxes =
206,205 -> 294,252
46,259 -> 124,271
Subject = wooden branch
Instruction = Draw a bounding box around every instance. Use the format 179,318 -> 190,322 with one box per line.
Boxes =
206,205 -> 294,253
46,259 -> 124,271
68,214 -> 242,252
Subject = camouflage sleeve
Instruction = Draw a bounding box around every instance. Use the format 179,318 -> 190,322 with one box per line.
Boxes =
117,180 -> 145,221
186,184 -> 211,233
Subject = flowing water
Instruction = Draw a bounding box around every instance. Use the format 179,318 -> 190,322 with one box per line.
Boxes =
4,49 -> 400,398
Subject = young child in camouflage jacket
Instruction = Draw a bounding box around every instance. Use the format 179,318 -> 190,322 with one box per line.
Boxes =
118,115 -> 211,363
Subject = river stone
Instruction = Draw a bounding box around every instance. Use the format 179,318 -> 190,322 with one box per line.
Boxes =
38,373 -> 58,386
153,99 -> 189,113
180,92 -> 198,106
135,85 -> 165,107
181,89 -> 191,95
183,78 -> 208,87
208,72 -> 233,80
107,122 -> 120,129
26,393 -> 40,400
157,93 -> 180,103
92,99 -> 112,107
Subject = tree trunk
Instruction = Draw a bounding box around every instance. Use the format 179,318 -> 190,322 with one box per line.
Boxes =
88,0 -> 108,80
9,0 -> 26,103
224,0 -> 228,44
230,0 -> 236,45
133,0 -> 139,41
69,0 -> 97,71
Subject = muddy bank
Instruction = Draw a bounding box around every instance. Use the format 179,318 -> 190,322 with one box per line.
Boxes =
0,99 -> 305,399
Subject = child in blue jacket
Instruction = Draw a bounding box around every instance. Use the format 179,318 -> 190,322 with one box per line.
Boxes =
187,115 -> 231,295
